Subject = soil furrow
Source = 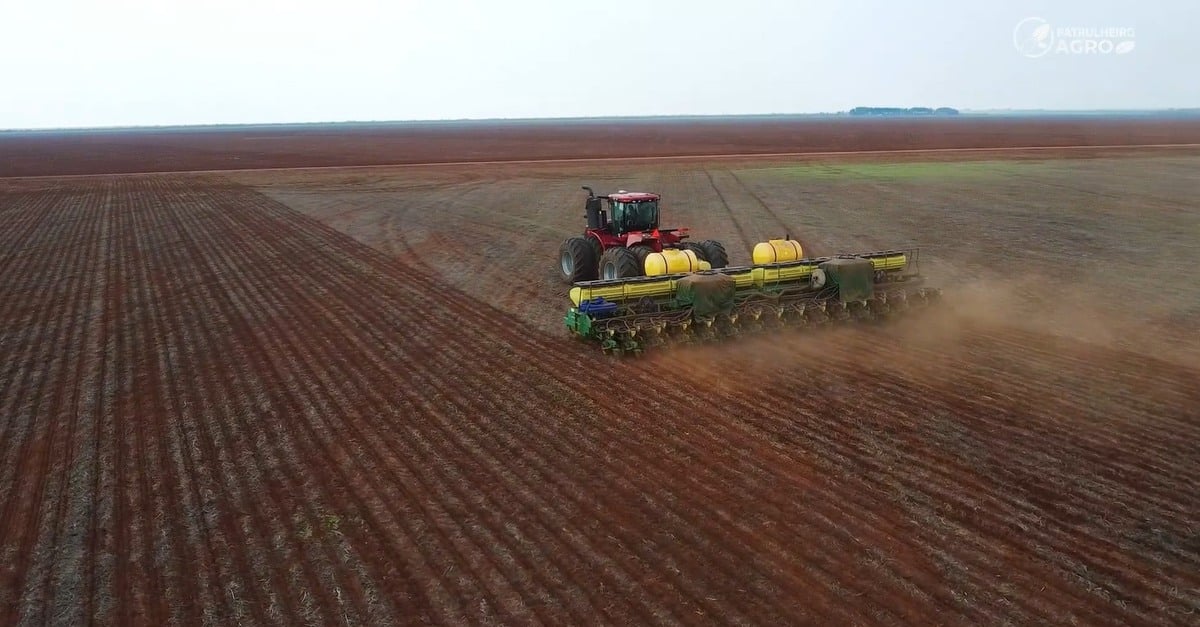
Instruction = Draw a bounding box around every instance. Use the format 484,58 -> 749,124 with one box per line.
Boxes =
4,148 -> 1199,626
204,183 -> 619,624
0,189 -> 75,458
121,178 -> 202,624
231,182 -> 945,619
0,190 -> 95,624
85,180 -> 120,623
171,211 -> 424,624
227,187 -> 861,623
715,329 -> 1196,621
216,182 -> 821,623
156,176 -> 386,624
40,180 -> 111,625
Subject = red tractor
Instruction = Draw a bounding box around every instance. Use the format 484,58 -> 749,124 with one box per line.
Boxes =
558,186 -> 729,283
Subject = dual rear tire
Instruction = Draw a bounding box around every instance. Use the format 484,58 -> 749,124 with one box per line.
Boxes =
682,240 -> 729,269
599,247 -> 642,280
559,237 -> 598,283
560,238 -> 729,284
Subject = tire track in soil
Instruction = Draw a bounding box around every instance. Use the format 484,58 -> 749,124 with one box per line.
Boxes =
725,169 -> 818,254
703,169 -> 802,257
381,178 -> 571,333
238,182 -> 960,619
701,169 -> 754,255
0,187 -> 96,625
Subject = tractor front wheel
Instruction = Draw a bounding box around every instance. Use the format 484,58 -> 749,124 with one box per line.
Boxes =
598,247 -> 642,280
559,237 -> 598,284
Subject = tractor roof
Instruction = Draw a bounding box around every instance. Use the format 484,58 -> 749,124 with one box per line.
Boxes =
607,192 -> 660,202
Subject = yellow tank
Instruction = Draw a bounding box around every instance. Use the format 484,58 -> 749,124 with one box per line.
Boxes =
756,263 -> 817,286
570,278 -> 677,306
752,239 -> 804,265
644,248 -> 704,276
871,253 -> 907,272
568,251 -> 910,306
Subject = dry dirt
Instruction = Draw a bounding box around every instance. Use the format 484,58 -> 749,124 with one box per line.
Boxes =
3,116 -> 1200,177
1,121 -> 1198,625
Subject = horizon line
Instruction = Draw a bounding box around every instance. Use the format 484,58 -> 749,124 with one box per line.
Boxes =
3,107 -> 1200,133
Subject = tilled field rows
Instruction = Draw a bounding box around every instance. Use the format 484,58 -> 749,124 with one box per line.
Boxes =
1,176 -> 1198,625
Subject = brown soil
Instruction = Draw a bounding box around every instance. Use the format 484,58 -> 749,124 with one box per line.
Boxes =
1,127 -> 1198,625
3,116 -> 1200,177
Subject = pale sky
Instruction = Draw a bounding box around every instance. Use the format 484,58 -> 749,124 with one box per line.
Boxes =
1,0 -> 1195,129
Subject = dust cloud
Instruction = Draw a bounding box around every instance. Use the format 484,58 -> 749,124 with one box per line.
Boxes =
640,274 -> 1200,392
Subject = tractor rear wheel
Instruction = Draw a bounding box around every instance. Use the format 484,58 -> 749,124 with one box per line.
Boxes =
587,237 -> 602,264
559,236 -> 598,284
698,240 -> 730,268
680,242 -> 706,261
629,245 -> 654,275
598,247 -> 642,280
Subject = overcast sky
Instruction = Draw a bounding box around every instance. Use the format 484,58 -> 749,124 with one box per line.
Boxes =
1,0 -> 1194,129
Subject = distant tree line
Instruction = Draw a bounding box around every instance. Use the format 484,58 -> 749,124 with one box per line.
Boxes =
847,107 -> 959,116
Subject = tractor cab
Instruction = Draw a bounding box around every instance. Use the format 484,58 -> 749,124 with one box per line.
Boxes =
607,192 -> 660,235
583,187 -> 660,236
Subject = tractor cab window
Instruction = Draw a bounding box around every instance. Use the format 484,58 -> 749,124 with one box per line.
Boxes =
612,200 -> 658,233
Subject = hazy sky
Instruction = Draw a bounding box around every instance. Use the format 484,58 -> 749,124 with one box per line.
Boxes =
1,0 -> 1195,128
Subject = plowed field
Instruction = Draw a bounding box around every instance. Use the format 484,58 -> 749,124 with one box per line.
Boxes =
2,134 -> 1199,624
